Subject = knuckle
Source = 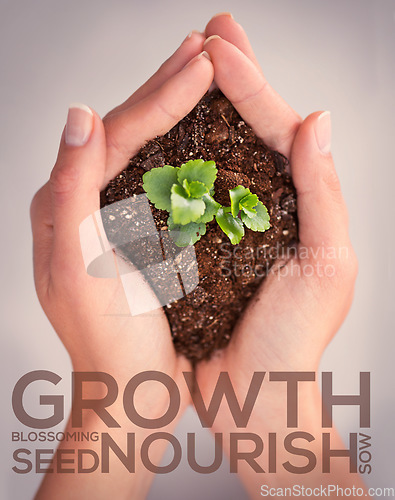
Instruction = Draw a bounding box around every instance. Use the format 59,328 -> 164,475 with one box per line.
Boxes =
30,187 -> 44,218
102,106 -> 118,121
50,162 -> 80,202
156,99 -> 181,123
322,164 -> 344,204
103,114 -> 132,159
276,117 -> 302,151
30,184 -> 50,222
232,81 -> 269,105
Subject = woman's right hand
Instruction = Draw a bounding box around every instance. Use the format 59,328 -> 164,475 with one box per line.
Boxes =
31,32 -> 214,500
196,14 -> 363,498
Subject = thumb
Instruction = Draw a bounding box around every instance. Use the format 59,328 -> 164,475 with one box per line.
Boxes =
50,104 -> 106,279
290,111 -> 350,253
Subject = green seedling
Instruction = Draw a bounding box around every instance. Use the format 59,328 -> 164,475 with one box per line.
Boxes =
142,159 -> 270,247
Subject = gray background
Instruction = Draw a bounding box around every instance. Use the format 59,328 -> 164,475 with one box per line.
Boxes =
1,0 -> 394,499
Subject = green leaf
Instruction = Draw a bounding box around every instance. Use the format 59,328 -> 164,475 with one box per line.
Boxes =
168,216 -> 206,247
177,159 -> 217,190
240,193 -> 259,218
171,184 -> 205,224
142,165 -> 179,211
182,179 -> 191,196
183,179 -> 209,198
216,207 -> 245,244
241,201 -> 271,232
229,185 -> 251,217
195,193 -> 221,224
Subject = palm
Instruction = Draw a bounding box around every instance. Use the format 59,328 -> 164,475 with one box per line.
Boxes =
195,16 -> 357,393
31,31 -> 215,382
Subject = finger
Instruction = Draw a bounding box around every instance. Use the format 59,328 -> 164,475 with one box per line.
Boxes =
103,51 -> 214,184
203,36 -> 301,158
49,104 -> 106,279
30,184 -> 53,297
291,111 -> 350,252
205,13 -> 260,69
107,31 -> 205,116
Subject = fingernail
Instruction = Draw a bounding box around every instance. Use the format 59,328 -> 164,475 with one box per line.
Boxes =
184,51 -> 211,69
211,12 -> 233,20
203,34 -> 221,46
65,103 -> 93,146
200,51 -> 211,61
184,30 -> 200,42
315,111 -> 331,155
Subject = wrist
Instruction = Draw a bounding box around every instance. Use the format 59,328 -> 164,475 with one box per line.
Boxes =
69,366 -> 191,425
202,374 -> 368,498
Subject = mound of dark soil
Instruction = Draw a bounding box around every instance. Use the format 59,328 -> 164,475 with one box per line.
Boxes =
100,90 -> 298,362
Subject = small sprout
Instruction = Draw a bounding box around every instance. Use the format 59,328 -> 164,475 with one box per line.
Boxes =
216,207 -> 245,245
229,185 -> 250,217
239,194 -> 259,217
170,184 -> 205,224
167,215 -> 207,247
241,201 -> 270,232
141,165 -> 178,212
142,159 -> 270,247
196,194 -> 221,224
177,159 -> 217,190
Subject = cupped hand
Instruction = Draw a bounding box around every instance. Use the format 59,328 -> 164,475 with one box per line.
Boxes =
31,32 -> 215,500
30,31 -> 213,396
198,12 -> 357,385
195,14 -> 361,496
